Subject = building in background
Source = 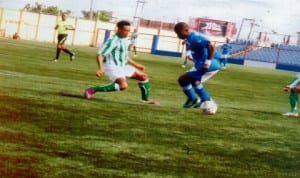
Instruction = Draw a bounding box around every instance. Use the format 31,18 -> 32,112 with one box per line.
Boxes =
188,17 -> 237,38
139,18 -> 175,31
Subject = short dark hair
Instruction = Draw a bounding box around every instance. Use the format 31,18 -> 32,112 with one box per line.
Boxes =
174,22 -> 187,33
117,20 -> 131,28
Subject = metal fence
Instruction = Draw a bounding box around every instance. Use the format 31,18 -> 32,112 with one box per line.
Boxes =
218,41 -> 300,67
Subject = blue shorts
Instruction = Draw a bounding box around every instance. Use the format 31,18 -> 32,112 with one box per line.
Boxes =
186,58 -> 221,81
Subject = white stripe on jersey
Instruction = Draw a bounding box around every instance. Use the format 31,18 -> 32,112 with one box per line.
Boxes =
99,35 -> 129,66
288,76 -> 300,88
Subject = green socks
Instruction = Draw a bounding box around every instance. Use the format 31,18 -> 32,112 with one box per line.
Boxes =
91,83 -> 120,92
289,92 -> 298,112
138,80 -> 150,101
90,81 -> 150,101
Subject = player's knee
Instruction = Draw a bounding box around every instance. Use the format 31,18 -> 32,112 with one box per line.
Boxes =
139,73 -> 148,81
192,81 -> 201,86
178,75 -> 189,86
57,45 -> 64,49
119,83 -> 128,91
115,78 -> 128,91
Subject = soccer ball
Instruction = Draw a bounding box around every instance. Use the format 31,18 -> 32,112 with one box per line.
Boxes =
200,100 -> 218,115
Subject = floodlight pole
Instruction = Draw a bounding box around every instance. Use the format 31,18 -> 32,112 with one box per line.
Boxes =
297,32 -> 300,46
133,0 -> 146,28
236,18 -> 255,40
247,20 -> 257,40
89,0 -> 93,20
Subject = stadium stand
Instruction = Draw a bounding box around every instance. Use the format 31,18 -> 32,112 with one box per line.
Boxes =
230,43 -> 300,66
239,47 -> 278,63
278,46 -> 300,65
215,40 -> 251,55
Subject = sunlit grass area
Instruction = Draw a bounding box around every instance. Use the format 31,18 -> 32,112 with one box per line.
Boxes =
0,38 -> 299,178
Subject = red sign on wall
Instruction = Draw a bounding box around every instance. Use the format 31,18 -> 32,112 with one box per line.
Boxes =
188,17 -> 236,38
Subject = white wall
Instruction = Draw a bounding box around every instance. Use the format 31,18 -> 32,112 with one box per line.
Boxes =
0,8 -> 183,53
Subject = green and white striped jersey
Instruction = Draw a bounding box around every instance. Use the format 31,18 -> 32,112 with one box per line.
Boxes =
288,73 -> 300,88
99,34 -> 129,66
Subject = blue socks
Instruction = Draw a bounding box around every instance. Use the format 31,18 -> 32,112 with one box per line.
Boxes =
193,83 -> 210,101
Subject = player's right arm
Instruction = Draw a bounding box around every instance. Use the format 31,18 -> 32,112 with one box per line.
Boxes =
185,50 -> 193,61
96,54 -> 104,78
184,41 -> 193,61
95,37 -> 117,78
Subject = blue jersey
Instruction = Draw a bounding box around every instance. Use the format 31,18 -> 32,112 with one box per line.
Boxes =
185,32 -> 220,81
185,31 -> 210,70
221,43 -> 232,55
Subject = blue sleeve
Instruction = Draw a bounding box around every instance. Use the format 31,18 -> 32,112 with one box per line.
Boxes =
189,32 -> 209,48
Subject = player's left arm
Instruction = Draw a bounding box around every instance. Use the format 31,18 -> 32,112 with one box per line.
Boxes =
66,25 -> 75,30
128,58 -> 145,71
203,41 -> 215,70
283,74 -> 300,91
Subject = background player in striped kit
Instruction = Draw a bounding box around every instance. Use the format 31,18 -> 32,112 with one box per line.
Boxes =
84,20 -> 158,105
282,73 -> 300,117
129,28 -> 138,56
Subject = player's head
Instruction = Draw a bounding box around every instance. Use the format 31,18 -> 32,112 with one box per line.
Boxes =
61,13 -> 67,21
117,20 -> 131,38
174,22 -> 189,39
226,37 -> 230,43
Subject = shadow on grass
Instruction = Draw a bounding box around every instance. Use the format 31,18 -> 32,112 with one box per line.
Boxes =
226,106 -> 280,115
58,91 -> 160,108
59,92 -> 84,99
0,154 -> 39,178
0,95 -> 32,121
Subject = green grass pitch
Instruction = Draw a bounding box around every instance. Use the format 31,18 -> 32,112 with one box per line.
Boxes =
0,38 -> 300,177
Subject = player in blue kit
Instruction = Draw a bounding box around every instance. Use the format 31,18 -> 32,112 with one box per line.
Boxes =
174,22 -> 221,108
220,38 -> 232,68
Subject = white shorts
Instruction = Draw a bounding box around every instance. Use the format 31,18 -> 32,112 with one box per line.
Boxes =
187,67 -> 219,83
130,40 -> 137,46
104,64 -> 136,81
201,70 -> 219,83
221,54 -> 229,59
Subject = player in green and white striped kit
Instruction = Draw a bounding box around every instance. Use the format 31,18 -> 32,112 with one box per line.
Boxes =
282,73 -> 300,117
84,20 -> 158,105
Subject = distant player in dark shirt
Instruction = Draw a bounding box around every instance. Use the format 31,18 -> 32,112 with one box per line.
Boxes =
282,73 -> 300,117
54,13 -> 76,62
